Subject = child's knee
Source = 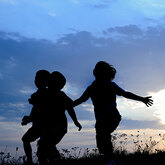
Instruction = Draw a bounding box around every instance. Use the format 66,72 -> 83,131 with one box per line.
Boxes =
22,134 -> 29,143
22,137 -> 26,143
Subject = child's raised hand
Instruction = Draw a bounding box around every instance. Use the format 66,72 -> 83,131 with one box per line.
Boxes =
74,121 -> 82,131
142,96 -> 153,107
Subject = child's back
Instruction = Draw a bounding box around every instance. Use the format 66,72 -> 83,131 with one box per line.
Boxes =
43,89 -> 73,132
85,80 -> 124,122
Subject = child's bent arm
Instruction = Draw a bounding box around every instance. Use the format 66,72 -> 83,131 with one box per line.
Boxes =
29,106 -> 38,121
67,108 -> 82,131
122,91 -> 153,107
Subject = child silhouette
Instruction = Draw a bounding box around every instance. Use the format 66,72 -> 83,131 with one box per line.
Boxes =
21,70 -> 50,165
74,61 -> 153,165
37,71 -> 82,165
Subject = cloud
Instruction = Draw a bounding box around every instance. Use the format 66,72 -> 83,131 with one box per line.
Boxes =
9,102 -> 26,109
119,118 -> 165,130
63,82 -> 79,97
87,0 -> 117,9
48,12 -> 56,17
68,119 -> 95,129
1,23 -> 165,154
106,24 -> 143,36
80,103 -> 94,113
0,118 -> 27,145
148,89 -> 165,124
19,86 -> 35,95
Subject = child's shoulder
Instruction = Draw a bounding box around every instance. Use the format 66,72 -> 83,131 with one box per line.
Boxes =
29,91 -> 38,104
30,91 -> 38,99
60,91 -> 70,99
111,81 -> 125,95
58,91 -> 73,106
29,89 -> 48,104
88,80 -> 96,88
111,81 -> 121,87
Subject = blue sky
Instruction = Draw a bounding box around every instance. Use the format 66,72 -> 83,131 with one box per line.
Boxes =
1,0 -> 165,154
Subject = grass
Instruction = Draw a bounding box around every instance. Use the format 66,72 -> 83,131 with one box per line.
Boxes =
1,131 -> 165,165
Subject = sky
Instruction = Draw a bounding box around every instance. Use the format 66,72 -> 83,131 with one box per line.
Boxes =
1,0 -> 165,155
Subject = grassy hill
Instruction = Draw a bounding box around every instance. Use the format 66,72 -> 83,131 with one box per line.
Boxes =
1,148 -> 165,165
1,132 -> 165,165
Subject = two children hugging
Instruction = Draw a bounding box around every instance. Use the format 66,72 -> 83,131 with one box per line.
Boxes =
21,70 -> 81,165
22,61 -> 153,165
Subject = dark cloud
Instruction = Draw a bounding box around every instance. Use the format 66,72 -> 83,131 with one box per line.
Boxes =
106,24 -> 143,36
119,118 -> 165,130
89,0 -> 116,9
0,24 -> 165,121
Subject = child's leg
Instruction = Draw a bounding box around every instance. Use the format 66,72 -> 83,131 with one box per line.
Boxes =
110,114 -> 121,133
96,132 -> 113,156
37,139 -> 61,165
22,127 -> 40,163
37,128 -> 66,164
95,122 -> 113,158
37,139 -> 48,165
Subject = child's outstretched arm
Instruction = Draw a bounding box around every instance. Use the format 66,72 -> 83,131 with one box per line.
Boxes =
74,98 -> 84,107
67,108 -> 82,131
122,91 -> 153,107
74,88 -> 90,107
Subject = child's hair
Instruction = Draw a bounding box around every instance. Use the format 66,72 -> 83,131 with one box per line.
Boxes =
93,61 -> 116,81
50,71 -> 66,90
35,70 -> 50,86
36,70 -> 50,79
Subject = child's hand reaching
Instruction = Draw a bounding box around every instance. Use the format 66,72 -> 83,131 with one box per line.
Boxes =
74,121 -> 82,131
142,96 -> 153,107
21,116 -> 30,126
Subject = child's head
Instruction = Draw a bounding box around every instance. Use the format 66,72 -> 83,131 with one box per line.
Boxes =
35,70 -> 50,89
49,71 -> 66,91
93,61 -> 116,82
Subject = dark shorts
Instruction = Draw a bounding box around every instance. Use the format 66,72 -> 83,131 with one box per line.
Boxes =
95,115 -> 121,155
95,114 -> 121,134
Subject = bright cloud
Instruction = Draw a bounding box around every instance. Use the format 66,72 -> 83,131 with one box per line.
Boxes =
149,89 -> 165,124
63,82 -> 79,97
116,96 -> 156,121
19,86 -> 35,95
80,103 -> 94,113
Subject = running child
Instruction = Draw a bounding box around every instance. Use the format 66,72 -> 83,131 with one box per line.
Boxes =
74,61 -> 153,165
